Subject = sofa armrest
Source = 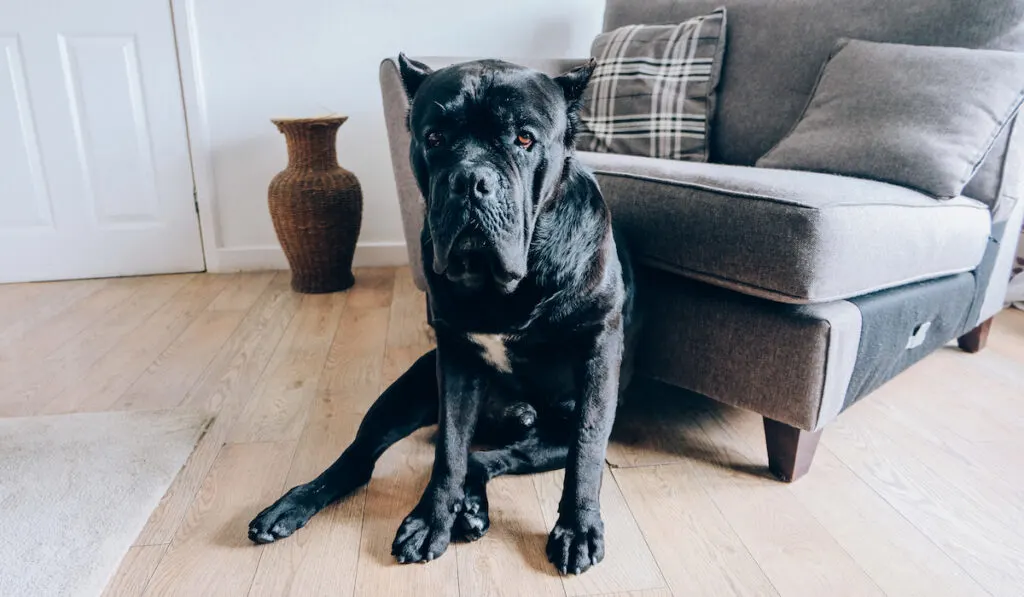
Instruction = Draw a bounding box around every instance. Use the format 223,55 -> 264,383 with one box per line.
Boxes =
379,57 -> 427,289
379,56 -> 590,291
973,116 -> 1024,323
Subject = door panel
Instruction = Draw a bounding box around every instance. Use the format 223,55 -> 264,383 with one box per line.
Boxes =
0,0 -> 205,282
0,36 -> 52,230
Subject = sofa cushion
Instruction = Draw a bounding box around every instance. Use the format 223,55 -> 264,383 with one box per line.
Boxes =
581,151 -> 992,303
601,0 -> 1024,208
577,9 -> 727,161
757,39 -> 1024,199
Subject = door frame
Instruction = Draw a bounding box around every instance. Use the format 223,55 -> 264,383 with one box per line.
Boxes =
169,0 -> 223,272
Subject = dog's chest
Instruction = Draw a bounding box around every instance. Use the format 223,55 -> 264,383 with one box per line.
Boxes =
467,333 -> 513,373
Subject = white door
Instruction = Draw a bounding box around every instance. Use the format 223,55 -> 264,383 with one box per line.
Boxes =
0,0 -> 204,283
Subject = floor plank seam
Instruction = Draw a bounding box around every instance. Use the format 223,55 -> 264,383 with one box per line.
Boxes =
869,397 -> 1024,519
605,468 -> 670,594
288,292 -> 349,443
346,488 -> 369,597
0,279 -> 105,346
224,438 -> 306,447
336,279 -> 399,597
1,281 -> 146,415
132,543 -> 169,597
454,538 -> 464,597
686,418 -> 786,597
27,278 -> 194,416
782,482 -> 890,596
712,411 -> 890,596
39,279 -> 146,363
821,443 -> 996,596
175,276 -> 292,412
167,309 -> 261,411
703,472 -> 783,597
253,369 -> 332,537
41,277 -> 215,415
139,280 -> 301,547
245,430 -> 303,596
342,294 -> 395,597
245,494 -> 274,595
113,277 -> 233,413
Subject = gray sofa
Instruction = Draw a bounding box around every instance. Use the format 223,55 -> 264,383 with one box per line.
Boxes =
379,0 -> 1024,481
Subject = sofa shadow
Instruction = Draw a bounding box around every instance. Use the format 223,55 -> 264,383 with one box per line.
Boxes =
609,377 -> 774,480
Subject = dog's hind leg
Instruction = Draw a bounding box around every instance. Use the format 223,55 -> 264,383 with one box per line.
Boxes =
454,434 -> 569,541
248,350 -> 439,544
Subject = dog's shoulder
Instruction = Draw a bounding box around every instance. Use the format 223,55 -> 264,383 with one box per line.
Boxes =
532,158 -> 609,277
529,158 -> 631,319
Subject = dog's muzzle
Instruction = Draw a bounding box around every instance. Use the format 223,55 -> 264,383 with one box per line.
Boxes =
433,222 -> 525,294
429,163 -> 527,293
438,227 -> 526,292
439,229 -> 492,289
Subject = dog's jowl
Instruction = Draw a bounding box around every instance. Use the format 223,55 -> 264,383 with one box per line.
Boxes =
248,54 -> 638,575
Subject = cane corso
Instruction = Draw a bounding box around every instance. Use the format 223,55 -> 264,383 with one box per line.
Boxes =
248,54 -> 637,575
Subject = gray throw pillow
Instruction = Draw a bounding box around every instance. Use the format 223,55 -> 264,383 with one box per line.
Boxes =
757,39 -> 1024,199
576,9 -> 727,162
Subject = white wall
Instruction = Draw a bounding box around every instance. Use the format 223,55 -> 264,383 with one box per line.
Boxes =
178,0 -> 605,272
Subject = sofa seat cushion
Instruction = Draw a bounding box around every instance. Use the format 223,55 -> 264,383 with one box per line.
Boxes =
580,151 -> 992,303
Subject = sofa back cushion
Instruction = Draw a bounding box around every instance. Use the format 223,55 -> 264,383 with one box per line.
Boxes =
756,39 -> 1024,199
602,0 -> 1024,205
577,9 -> 727,161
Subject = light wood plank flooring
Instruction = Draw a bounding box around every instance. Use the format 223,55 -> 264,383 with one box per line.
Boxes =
2,268 -> 1022,597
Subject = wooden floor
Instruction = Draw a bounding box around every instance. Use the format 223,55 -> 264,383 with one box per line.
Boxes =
2,268 -> 1023,597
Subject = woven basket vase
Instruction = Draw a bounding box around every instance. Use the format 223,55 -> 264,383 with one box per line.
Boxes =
268,116 -> 363,293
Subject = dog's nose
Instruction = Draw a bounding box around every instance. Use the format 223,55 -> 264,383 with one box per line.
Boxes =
449,166 -> 497,202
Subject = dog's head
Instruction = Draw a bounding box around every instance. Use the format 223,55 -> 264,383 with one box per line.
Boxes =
398,55 -> 595,294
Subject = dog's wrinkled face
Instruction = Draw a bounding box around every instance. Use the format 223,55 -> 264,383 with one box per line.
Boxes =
399,55 -> 594,294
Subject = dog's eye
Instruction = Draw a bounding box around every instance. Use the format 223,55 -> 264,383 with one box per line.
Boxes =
425,131 -> 445,148
515,132 -> 534,149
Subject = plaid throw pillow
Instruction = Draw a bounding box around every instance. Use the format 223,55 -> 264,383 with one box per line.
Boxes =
577,9 -> 727,161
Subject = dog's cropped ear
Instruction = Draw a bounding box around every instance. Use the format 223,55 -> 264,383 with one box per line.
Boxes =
554,59 -> 596,146
553,58 -> 596,113
398,53 -> 433,100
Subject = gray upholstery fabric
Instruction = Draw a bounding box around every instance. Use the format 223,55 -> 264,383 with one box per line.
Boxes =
806,300 -> 863,428
757,39 -> 1024,199
602,0 -> 1024,207
844,273 -> 976,408
581,151 -> 992,303
977,120 -> 1024,323
380,59 -> 426,290
971,197 -> 1024,323
379,57 -> 590,291
577,9 -> 727,161
638,268 -> 985,430
960,124 -> 1008,207
635,269 -> 862,431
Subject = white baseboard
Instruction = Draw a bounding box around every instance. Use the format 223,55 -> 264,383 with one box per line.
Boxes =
210,241 -> 409,273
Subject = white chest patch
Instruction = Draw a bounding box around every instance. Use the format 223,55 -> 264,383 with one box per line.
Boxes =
468,333 -> 512,373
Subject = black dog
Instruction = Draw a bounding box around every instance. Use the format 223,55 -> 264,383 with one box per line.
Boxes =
248,55 -> 637,576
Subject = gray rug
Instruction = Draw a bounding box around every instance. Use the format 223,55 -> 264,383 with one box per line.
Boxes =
0,410 -> 210,597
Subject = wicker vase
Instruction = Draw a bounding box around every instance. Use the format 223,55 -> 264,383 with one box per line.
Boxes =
269,116 -> 362,293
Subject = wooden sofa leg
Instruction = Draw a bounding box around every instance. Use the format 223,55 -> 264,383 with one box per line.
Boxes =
957,317 -> 993,353
763,417 -> 822,482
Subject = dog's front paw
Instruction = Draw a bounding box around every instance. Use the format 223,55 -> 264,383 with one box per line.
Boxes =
454,477 -> 490,542
248,485 -> 317,544
546,514 -> 605,575
392,507 -> 455,563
